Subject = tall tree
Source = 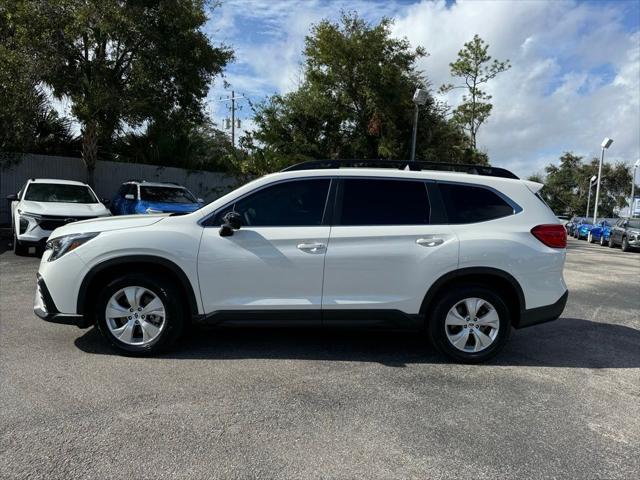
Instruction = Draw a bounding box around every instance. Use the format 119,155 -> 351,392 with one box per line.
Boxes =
9,0 -> 232,184
114,114 -> 233,172
440,34 -> 510,149
242,12 -> 475,175
532,152 -> 632,217
0,5 -> 77,159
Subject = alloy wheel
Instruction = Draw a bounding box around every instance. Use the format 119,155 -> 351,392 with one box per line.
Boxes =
444,297 -> 500,353
105,286 -> 166,346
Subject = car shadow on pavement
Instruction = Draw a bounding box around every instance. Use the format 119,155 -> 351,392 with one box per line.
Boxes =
74,317 -> 640,368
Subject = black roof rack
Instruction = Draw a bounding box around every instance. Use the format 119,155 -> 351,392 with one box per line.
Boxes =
281,160 -> 519,180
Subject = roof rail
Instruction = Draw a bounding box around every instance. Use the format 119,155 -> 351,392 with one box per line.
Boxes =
281,159 -> 519,180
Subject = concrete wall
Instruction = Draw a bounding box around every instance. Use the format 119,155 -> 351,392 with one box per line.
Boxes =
0,154 -> 237,224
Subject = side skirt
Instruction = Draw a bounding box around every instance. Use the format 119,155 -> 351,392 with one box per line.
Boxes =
193,309 -> 423,331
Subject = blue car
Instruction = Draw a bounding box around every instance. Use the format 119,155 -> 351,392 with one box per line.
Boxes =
111,181 -> 204,215
588,218 -> 617,245
574,218 -> 594,239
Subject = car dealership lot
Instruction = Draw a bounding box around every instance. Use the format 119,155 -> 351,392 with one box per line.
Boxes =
1,238 -> 638,479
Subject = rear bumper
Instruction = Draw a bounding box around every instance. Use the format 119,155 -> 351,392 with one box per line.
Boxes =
34,275 -> 88,328
517,290 -> 568,329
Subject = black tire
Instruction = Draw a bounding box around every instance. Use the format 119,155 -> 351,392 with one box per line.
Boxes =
600,235 -> 606,246
608,236 -> 616,248
95,274 -> 185,356
588,232 -> 594,243
621,237 -> 630,252
427,285 -> 511,364
13,233 -> 29,256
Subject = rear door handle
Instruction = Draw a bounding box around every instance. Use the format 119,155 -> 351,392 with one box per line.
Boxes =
297,242 -> 326,253
416,237 -> 444,247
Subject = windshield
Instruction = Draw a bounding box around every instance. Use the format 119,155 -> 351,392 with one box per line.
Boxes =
140,186 -> 197,204
581,219 -> 593,225
24,183 -> 98,203
628,219 -> 640,229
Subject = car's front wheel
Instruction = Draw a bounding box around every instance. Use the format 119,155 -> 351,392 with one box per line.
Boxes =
588,232 -> 594,243
621,237 -> 630,252
600,235 -> 606,246
95,274 -> 185,355
427,286 -> 511,363
608,236 -> 616,248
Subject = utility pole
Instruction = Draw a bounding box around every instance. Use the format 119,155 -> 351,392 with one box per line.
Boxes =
593,137 -> 613,223
231,90 -> 235,148
217,91 -> 245,148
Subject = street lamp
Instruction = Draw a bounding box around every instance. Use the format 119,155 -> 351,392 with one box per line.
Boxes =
410,88 -> 429,162
631,159 -> 640,218
586,175 -> 597,218
592,137 -> 613,223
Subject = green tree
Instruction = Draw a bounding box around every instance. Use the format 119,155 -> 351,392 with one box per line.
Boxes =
113,114 -> 233,171
532,152 -> 632,217
0,6 -> 77,159
242,12 -> 475,175
440,34 -> 511,150
8,0 -> 232,184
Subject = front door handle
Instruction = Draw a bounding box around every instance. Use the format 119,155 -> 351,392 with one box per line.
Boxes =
416,237 -> 444,247
297,242 -> 326,253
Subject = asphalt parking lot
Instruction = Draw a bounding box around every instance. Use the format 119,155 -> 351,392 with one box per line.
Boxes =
1,237 -> 639,479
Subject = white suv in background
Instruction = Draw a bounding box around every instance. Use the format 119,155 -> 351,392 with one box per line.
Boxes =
34,161 -> 568,363
9,178 -> 111,255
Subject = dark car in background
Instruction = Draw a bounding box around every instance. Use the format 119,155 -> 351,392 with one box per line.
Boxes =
608,218 -> 640,252
111,181 -> 204,216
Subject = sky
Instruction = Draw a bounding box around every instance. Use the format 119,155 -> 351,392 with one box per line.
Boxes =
204,0 -> 640,178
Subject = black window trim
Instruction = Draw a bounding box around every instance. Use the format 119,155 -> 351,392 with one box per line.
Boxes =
433,180 -> 522,225
198,175 -> 522,228
199,177 -> 335,228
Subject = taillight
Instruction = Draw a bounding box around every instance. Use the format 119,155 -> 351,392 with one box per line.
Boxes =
531,224 -> 567,248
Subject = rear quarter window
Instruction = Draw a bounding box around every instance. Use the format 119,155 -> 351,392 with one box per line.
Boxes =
438,182 -> 515,224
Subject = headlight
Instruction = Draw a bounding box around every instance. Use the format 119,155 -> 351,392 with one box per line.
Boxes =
45,232 -> 100,262
145,207 -> 163,214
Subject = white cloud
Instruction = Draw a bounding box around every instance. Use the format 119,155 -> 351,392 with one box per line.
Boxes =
391,0 -> 640,177
205,0 -> 640,177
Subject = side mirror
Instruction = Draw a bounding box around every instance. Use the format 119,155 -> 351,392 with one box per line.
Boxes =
101,198 -> 111,205
6,193 -> 17,201
197,197 -> 204,203
219,211 -> 242,237
124,194 -> 135,200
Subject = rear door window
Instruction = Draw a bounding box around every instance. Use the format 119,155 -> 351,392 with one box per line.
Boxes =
337,178 -> 430,225
438,183 -> 515,224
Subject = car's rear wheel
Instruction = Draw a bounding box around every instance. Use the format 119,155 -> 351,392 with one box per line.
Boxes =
621,237 -> 630,252
95,274 -> 185,355
427,286 -> 511,363
13,233 -> 28,256
600,235 -> 606,246
608,236 -> 616,248
588,232 -> 594,243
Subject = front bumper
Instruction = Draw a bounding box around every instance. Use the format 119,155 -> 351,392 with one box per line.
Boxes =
627,233 -> 640,246
34,274 -> 87,327
516,290 -> 568,329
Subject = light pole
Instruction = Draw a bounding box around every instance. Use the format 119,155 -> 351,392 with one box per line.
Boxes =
592,137 -> 613,223
586,175 -> 597,218
631,159 -> 640,218
410,88 -> 429,162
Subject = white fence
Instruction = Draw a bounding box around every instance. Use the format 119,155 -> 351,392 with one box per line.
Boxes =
1,154 -> 236,224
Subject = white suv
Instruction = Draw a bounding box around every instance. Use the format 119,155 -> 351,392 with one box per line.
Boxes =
34,161 -> 568,362
9,178 -> 111,255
